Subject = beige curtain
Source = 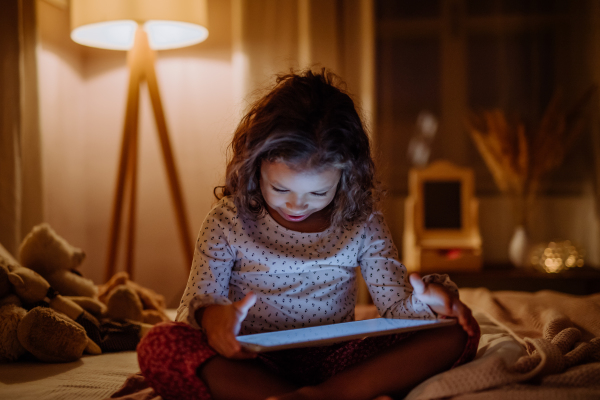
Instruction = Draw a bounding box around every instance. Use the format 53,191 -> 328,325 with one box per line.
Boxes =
232,0 -> 375,132
0,0 -> 43,257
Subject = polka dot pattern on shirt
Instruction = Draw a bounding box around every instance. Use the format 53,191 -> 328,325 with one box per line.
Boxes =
177,197 -> 441,334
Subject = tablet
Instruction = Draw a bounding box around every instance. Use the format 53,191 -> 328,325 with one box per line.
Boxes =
236,318 -> 456,352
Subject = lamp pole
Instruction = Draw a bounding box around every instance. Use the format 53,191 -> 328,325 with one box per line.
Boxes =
105,26 -> 193,282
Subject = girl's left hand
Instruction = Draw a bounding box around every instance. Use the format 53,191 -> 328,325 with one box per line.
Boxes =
409,273 -> 477,336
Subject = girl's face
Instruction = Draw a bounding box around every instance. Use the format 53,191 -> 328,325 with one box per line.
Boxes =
260,160 -> 341,230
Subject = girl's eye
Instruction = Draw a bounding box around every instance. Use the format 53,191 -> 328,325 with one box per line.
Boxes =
311,192 -> 327,197
272,186 -> 288,193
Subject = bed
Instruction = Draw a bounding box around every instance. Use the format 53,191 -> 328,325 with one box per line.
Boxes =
1,290 -> 599,400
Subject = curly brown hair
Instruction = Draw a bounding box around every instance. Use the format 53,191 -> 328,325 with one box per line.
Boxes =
216,68 -> 379,229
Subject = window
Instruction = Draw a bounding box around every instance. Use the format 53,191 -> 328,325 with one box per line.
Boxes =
376,0 -> 594,196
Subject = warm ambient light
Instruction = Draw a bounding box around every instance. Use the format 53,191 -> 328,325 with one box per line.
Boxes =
69,0 -> 207,281
529,240 -> 585,273
70,0 -> 209,51
71,20 -> 209,51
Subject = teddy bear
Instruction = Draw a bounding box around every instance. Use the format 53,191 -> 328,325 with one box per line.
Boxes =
0,245 -> 29,362
0,303 -> 27,362
0,243 -> 101,363
19,223 -> 97,299
18,223 -> 170,326
0,216 -> 176,363
98,271 -> 171,325
3,221 -> 172,361
2,260 -> 156,359
18,306 -> 94,363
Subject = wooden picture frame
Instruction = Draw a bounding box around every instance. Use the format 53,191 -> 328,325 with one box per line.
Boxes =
403,160 -> 482,273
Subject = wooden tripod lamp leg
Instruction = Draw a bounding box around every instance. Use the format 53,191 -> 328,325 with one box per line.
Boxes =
105,27 -> 194,283
105,28 -> 144,283
124,98 -> 140,280
142,39 -> 194,269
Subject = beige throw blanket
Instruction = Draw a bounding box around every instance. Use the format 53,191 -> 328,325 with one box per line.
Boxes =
407,288 -> 600,400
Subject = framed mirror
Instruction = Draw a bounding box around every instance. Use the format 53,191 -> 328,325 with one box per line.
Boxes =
403,160 -> 482,272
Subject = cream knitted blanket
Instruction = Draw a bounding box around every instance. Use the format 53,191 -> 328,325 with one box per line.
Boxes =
407,288 -> 600,400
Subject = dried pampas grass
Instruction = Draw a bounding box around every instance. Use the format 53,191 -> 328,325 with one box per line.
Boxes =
466,86 -> 597,225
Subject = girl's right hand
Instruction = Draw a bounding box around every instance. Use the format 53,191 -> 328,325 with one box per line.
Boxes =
200,292 -> 258,359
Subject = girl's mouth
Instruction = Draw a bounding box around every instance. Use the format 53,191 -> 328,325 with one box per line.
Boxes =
283,213 -> 308,222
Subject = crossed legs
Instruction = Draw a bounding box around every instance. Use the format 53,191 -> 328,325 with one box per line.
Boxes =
198,324 -> 469,400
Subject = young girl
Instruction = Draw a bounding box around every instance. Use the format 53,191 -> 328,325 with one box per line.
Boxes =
138,69 -> 480,400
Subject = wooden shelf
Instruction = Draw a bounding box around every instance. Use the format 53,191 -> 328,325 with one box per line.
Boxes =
448,265 -> 600,295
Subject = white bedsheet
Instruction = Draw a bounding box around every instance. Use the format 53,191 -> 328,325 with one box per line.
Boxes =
0,350 -> 139,400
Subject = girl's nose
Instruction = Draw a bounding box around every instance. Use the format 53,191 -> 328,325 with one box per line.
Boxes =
286,197 -> 308,212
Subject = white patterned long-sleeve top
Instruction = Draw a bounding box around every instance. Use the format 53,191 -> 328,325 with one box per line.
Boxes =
176,197 -> 457,335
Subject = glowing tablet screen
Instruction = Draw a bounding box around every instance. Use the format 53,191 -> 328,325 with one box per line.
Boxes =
237,318 -> 456,352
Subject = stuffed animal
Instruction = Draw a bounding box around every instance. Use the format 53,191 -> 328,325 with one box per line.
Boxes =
18,223 -> 169,325
98,271 -> 170,325
0,246 -> 27,362
19,223 -> 97,298
6,263 -> 102,354
0,256 -> 27,363
0,272 -> 89,364
0,248 -> 14,298
0,303 -> 27,362
1,221 -> 173,362
18,306 -> 92,363
0,243 -> 101,363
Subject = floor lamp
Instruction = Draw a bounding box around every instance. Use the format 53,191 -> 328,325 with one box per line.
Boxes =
70,0 -> 209,281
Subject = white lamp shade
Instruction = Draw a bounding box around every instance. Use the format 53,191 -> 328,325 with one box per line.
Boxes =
70,0 -> 209,50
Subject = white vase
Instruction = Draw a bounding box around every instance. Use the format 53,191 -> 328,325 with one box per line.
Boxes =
508,225 -> 529,267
